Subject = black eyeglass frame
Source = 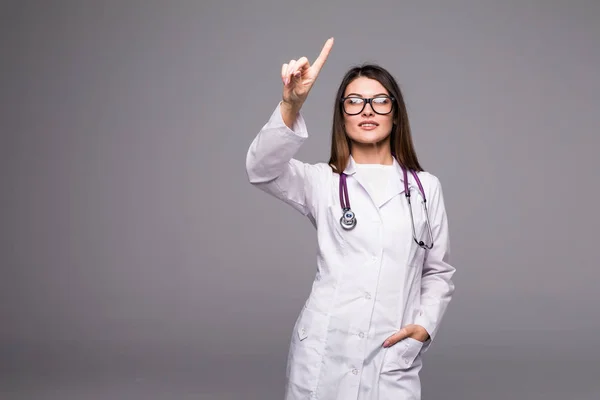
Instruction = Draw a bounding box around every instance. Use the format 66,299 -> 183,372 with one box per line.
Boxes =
340,95 -> 396,115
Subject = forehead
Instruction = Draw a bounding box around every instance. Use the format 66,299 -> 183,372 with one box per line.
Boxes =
344,77 -> 388,96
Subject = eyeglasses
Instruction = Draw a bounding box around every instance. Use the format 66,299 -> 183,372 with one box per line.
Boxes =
340,95 -> 395,115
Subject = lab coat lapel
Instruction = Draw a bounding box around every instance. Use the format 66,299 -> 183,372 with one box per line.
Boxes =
341,156 -> 370,200
379,157 -> 409,207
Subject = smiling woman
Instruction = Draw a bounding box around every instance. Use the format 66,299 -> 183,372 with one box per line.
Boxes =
341,78 -> 396,145
328,64 -> 423,176
245,38 -> 456,400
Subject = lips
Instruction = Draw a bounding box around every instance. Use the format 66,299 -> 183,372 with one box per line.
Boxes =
359,120 -> 379,129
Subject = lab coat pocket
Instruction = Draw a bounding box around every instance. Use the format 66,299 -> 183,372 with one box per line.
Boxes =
382,337 -> 424,371
297,324 -> 308,341
288,306 -> 326,388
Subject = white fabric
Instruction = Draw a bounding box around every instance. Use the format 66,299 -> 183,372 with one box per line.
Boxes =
354,164 -> 395,207
246,103 -> 456,400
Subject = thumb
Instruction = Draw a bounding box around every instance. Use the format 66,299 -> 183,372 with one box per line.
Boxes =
382,326 -> 411,348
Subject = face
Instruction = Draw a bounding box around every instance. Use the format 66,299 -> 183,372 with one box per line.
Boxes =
342,77 -> 395,146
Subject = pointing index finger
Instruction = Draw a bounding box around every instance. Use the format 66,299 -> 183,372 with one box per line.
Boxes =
312,37 -> 334,72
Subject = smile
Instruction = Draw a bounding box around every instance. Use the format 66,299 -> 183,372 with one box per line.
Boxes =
359,123 -> 378,130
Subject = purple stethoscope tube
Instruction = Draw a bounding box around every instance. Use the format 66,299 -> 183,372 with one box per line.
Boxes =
338,167 -> 434,249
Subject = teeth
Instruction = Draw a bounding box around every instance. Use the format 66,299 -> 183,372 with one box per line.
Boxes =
361,123 -> 376,127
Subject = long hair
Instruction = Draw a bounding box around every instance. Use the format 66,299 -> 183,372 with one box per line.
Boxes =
328,64 -> 423,173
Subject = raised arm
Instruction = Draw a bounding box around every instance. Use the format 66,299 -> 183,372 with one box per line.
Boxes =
245,38 -> 334,217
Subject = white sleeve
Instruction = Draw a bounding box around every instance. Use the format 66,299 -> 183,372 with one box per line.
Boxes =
245,102 -> 323,218
414,176 -> 456,346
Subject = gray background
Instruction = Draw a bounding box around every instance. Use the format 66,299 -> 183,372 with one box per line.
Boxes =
1,0 -> 599,399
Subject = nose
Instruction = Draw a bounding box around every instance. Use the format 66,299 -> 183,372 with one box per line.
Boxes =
362,100 -> 375,116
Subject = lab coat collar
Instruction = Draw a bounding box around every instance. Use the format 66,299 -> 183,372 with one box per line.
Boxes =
341,155 -> 358,175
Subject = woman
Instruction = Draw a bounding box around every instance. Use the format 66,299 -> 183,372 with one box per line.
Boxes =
245,38 -> 456,400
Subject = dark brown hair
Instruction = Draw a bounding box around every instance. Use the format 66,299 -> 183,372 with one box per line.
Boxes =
328,64 -> 423,173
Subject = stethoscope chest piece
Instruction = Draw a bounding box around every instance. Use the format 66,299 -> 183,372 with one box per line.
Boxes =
340,208 -> 357,230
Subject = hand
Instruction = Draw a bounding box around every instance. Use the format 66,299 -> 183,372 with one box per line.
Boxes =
382,324 -> 430,348
281,37 -> 334,111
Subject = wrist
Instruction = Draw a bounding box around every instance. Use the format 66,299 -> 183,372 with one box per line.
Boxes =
280,100 -> 301,129
281,99 -> 301,114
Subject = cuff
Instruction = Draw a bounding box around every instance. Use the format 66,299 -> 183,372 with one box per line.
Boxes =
414,311 -> 434,353
267,101 -> 308,139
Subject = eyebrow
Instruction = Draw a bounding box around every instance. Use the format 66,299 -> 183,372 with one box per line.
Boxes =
345,92 -> 389,97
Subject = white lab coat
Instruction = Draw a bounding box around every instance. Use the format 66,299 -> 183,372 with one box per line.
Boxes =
246,103 -> 456,400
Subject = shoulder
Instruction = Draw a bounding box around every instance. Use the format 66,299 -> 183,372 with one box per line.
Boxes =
284,160 -> 336,193
293,160 -> 335,176
414,170 -> 440,185
413,170 -> 443,196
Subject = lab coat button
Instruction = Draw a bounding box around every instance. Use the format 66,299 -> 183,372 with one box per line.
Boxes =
365,293 -> 371,300
352,368 -> 359,375
358,332 -> 364,338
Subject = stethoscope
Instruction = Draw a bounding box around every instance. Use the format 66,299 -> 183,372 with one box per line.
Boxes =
339,166 -> 434,249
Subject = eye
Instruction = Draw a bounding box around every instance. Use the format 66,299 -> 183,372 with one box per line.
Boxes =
347,98 -> 363,104
373,97 -> 389,104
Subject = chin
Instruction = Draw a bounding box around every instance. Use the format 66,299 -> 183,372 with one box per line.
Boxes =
348,131 -> 389,146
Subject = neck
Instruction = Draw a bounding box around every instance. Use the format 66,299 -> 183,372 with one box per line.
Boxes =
350,141 -> 394,165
